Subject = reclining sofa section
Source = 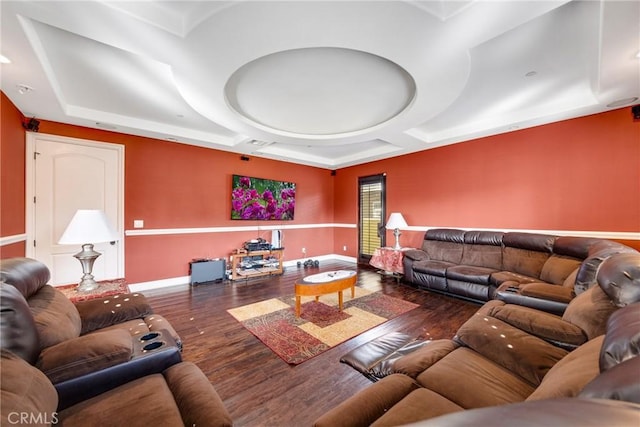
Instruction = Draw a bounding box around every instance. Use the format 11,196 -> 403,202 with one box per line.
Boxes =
403,228 -> 636,312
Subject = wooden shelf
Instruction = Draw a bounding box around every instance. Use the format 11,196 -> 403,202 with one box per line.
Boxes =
230,249 -> 283,281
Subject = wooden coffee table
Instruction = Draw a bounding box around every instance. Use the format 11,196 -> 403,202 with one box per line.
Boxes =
295,270 -> 357,317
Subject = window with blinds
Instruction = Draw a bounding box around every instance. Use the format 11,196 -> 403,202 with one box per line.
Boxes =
358,174 -> 385,261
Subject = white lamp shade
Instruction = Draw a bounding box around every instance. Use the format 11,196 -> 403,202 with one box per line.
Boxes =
58,210 -> 119,244
386,212 -> 408,229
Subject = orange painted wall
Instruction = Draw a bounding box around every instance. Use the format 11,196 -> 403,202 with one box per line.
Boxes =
0,92 -> 26,258
2,91 -> 639,281
334,108 -> 640,251
36,120 -> 334,283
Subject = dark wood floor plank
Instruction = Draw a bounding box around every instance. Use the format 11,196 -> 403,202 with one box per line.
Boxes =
145,260 -> 480,426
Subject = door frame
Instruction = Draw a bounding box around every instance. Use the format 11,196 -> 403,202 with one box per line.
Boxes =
25,132 -> 125,278
357,173 -> 386,264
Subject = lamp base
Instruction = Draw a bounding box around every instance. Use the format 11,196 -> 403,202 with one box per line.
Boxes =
393,228 -> 402,250
77,277 -> 100,292
73,243 -> 102,292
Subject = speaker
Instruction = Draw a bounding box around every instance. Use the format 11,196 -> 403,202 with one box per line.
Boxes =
632,105 -> 640,120
23,117 -> 40,132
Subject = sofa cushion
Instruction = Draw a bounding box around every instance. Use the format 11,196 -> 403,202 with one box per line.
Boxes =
313,373 -> 420,427
37,329 -> 133,384
525,335 -> 603,401
455,312 -> 568,385
164,362 -> 233,427
579,356 -> 640,403
501,247 -> 551,279
540,255 -> 582,285
403,249 -> 429,262
488,304 -> 587,346
446,265 -> 497,285
460,231 -> 503,269
392,339 -> 459,378
371,388 -> 463,427
0,257 -> 50,299
519,283 -> 574,303
412,260 -> 456,277
1,349 -> 58,425
0,283 -> 40,365
490,271 -> 539,286
417,347 -> 535,408
562,285 -> 617,341
28,285 -> 82,349
75,293 -> 153,335
58,373 -> 185,426
598,302 -> 640,371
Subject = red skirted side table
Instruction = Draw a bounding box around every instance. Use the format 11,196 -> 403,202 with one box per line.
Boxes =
369,247 -> 406,280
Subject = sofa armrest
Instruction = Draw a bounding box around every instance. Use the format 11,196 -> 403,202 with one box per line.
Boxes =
520,283 -> 575,303
164,362 -> 233,427
54,329 -> 182,410
403,249 -> 429,261
391,339 -> 459,378
37,329 -> 133,384
75,293 -> 153,335
488,304 -> 587,347
313,374 -> 419,427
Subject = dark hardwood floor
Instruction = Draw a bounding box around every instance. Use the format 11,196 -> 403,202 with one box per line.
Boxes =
144,260 -> 480,426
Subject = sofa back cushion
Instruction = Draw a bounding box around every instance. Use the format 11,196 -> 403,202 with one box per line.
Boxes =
539,255 -> 582,285
1,349 -> 58,425
525,335 -> 603,401
459,231 -> 503,269
0,258 -> 50,299
0,284 -> 40,365
562,286 -> 617,340
422,229 -> 465,264
28,285 -> 81,350
501,233 -> 555,279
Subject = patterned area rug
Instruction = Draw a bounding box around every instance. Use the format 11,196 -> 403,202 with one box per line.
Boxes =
227,288 -> 419,364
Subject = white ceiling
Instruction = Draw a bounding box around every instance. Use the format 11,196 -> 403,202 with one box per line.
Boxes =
1,1 -> 639,169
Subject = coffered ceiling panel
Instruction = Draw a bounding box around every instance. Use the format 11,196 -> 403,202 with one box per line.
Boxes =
2,1 -> 638,168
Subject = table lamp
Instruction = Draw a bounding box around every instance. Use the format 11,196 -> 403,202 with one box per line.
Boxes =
386,212 -> 408,250
58,209 -> 119,292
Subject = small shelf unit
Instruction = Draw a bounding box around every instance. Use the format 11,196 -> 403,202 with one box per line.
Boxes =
230,249 -> 284,281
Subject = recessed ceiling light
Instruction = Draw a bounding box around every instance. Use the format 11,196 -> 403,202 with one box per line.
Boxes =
525,71 -> 537,78
606,97 -> 639,108
0,55 -> 11,64
16,84 -> 33,94
166,137 -> 178,141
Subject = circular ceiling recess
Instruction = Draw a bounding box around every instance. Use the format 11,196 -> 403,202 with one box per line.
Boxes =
225,47 -> 416,136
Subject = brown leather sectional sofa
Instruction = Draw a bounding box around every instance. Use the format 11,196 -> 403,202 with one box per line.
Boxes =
403,228 -> 637,314
315,252 -> 640,426
0,257 -> 232,426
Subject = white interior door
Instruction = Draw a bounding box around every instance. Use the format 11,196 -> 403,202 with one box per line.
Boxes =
26,133 -> 124,286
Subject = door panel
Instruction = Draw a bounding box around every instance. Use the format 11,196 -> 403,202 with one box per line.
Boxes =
28,134 -> 123,285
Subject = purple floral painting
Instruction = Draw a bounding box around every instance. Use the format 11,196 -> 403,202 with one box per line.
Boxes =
231,175 -> 296,220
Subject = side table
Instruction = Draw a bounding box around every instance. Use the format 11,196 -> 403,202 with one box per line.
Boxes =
57,278 -> 129,303
369,247 -> 406,280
